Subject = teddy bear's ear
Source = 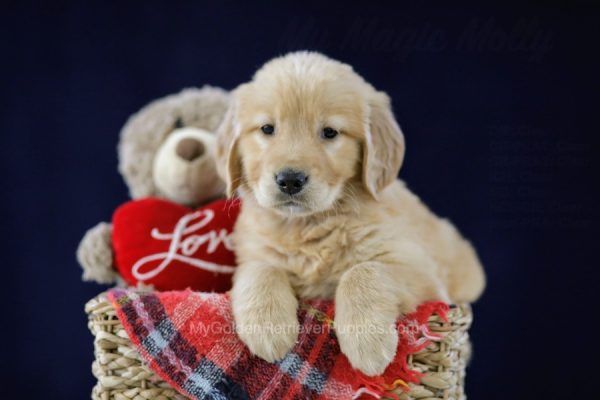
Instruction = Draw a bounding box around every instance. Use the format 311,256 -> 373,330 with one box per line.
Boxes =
216,97 -> 242,198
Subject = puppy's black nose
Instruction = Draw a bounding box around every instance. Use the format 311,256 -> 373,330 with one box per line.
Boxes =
275,169 -> 308,195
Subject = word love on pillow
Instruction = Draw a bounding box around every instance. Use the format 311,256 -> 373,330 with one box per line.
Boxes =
112,198 -> 240,292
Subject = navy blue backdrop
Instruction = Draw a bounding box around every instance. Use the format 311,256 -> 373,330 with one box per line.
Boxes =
1,1 -> 598,399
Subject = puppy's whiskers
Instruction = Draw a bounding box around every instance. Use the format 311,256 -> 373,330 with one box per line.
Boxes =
342,185 -> 360,215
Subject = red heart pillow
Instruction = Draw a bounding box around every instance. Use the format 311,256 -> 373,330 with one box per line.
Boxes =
112,198 -> 240,292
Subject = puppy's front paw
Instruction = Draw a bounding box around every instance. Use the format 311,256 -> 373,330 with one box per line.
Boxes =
234,297 -> 299,362
236,310 -> 299,362
335,313 -> 399,376
335,262 -> 401,375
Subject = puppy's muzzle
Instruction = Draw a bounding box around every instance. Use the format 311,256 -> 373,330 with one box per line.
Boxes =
275,169 -> 309,195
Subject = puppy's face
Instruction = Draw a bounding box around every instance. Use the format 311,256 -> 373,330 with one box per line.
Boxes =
234,79 -> 364,216
217,52 -> 405,217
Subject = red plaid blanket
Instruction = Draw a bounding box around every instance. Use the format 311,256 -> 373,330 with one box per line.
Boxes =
108,289 -> 448,400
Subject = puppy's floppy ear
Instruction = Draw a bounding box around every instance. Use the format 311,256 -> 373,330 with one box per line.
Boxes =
362,91 -> 405,199
216,96 -> 243,197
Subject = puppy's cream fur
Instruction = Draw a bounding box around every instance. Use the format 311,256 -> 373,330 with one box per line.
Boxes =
216,52 -> 485,376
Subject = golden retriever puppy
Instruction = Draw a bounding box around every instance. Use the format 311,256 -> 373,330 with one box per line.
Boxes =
216,51 -> 485,376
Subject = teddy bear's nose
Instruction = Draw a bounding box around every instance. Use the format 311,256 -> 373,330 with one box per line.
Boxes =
176,138 -> 205,162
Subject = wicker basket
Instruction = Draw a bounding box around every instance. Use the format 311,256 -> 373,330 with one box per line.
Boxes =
86,292 -> 472,400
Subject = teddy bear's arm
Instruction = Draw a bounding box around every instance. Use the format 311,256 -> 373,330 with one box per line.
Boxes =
77,222 -> 117,284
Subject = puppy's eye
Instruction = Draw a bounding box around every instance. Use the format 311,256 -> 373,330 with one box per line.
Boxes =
261,124 -> 275,135
321,127 -> 338,139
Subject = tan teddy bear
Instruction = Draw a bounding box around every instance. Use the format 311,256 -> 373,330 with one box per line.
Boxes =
77,86 -> 229,284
